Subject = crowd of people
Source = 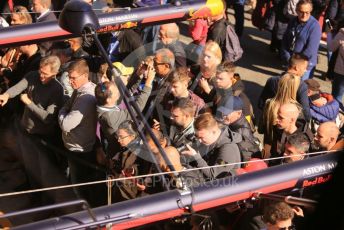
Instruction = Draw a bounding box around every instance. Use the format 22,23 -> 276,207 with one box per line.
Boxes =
0,0 -> 344,229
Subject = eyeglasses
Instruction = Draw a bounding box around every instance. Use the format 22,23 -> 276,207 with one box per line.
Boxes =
39,70 -> 54,78
69,73 -> 85,81
153,59 -> 166,66
116,135 -> 132,141
297,10 -> 311,15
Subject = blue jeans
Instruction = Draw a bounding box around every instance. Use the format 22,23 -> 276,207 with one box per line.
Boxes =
327,32 -> 334,65
301,67 -> 315,81
332,72 -> 344,111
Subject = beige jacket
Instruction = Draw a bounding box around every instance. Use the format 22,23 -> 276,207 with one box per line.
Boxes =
329,28 -> 344,76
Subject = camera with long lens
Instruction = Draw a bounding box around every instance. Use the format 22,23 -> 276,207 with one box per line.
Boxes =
175,134 -> 197,153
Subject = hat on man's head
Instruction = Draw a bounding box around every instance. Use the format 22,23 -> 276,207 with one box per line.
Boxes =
113,62 -> 134,76
305,79 -> 320,91
216,96 -> 243,120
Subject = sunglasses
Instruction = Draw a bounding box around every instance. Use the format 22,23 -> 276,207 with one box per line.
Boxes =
279,225 -> 296,230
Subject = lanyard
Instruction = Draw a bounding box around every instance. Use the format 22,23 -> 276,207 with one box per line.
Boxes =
8,0 -> 13,12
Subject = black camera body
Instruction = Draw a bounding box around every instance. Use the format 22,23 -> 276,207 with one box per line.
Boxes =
175,134 -> 197,153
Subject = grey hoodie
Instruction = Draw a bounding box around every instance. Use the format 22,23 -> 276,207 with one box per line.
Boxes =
192,127 -> 242,180
97,85 -> 152,154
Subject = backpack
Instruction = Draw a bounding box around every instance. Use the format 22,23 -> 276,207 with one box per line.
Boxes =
224,24 -> 243,63
238,135 -> 262,162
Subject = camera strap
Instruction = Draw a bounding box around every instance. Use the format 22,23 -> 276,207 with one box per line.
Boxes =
290,22 -> 305,52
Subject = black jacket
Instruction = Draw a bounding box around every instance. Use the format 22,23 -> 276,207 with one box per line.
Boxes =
8,52 -> 42,86
36,11 -> 57,22
36,11 -> 57,54
190,64 -> 217,104
143,71 -> 174,136
270,118 -> 313,165
207,17 -> 227,60
232,79 -> 254,118
229,115 -> 261,161
324,0 -> 344,32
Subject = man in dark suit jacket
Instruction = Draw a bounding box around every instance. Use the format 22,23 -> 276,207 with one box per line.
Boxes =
32,0 -> 57,55
32,0 -> 56,22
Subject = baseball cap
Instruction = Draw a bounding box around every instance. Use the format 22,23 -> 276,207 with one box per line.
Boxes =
113,62 -> 134,76
216,96 -> 243,120
305,79 -> 320,91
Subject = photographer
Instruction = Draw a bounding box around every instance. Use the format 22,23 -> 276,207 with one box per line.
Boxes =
95,65 -> 154,155
182,113 -> 242,180
169,98 -> 198,154
109,120 -> 148,202
216,96 -> 261,161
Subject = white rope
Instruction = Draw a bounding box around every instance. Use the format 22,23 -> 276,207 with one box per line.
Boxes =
0,150 -> 338,198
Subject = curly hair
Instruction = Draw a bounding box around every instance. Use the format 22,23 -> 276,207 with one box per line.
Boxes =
263,202 -> 294,225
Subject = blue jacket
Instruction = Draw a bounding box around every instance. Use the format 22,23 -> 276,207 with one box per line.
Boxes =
310,93 -> 339,123
281,16 -> 321,70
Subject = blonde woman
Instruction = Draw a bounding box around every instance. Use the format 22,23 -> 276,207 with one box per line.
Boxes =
261,73 -> 301,158
0,6 -> 32,70
190,41 -> 222,103
10,5 -> 32,25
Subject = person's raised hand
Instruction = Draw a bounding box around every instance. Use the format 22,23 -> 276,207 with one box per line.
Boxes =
181,144 -> 197,156
145,65 -> 156,86
199,77 -> 211,94
0,93 -> 10,107
152,119 -> 160,131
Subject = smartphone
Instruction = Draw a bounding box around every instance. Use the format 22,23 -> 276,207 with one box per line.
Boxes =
325,19 -> 333,30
